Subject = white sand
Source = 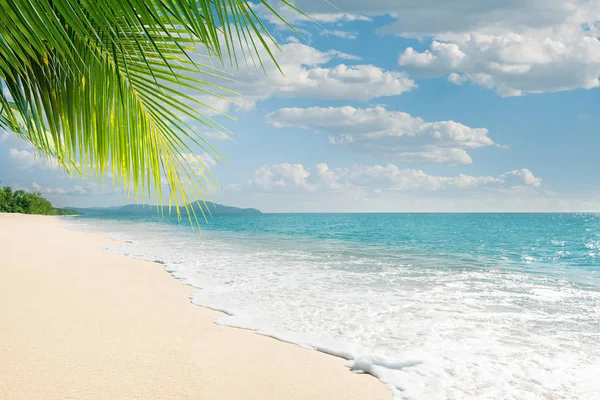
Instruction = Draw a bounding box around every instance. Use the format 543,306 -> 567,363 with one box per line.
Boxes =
0,213 -> 390,400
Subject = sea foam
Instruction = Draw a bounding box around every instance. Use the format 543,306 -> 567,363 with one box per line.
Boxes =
65,216 -> 600,400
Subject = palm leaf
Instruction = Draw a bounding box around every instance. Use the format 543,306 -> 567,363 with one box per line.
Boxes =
0,0 -> 299,224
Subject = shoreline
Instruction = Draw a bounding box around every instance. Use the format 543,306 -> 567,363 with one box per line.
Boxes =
0,213 -> 390,400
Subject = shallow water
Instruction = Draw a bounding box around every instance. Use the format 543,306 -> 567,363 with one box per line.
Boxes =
66,213 -> 600,400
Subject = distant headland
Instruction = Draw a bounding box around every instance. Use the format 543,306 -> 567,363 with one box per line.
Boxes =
70,202 -> 262,216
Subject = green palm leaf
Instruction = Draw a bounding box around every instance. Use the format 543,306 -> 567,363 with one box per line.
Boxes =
0,0 -> 300,225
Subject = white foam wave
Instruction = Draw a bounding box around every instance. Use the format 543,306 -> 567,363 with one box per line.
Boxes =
64,219 -> 600,400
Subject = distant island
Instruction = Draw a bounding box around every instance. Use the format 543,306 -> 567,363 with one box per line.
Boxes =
0,186 -> 259,217
0,186 -> 78,216
70,202 -> 262,216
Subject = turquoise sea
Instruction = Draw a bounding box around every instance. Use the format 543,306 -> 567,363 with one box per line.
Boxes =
67,213 -> 600,399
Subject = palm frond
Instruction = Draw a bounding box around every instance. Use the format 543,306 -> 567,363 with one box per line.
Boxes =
0,0 -> 299,223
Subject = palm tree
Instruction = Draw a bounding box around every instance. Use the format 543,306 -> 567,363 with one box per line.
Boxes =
0,0 -> 299,224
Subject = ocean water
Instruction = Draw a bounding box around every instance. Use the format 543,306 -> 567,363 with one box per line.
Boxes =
65,213 -> 600,400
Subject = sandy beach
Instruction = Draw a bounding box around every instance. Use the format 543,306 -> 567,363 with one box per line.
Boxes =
0,214 -> 389,400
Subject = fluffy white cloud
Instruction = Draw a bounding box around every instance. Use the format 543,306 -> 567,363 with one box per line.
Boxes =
258,0 -> 600,96
190,39 -> 415,114
399,41 -> 466,73
250,163 -> 313,191
261,0 -> 598,36
322,30 -> 358,40
265,106 -> 495,164
399,29 -> 600,96
249,162 -> 541,193
8,148 -> 59,169
385,1 -> 600,95
225,41 -> 415,108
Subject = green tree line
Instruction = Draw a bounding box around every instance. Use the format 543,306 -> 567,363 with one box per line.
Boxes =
0,186 -> 77,216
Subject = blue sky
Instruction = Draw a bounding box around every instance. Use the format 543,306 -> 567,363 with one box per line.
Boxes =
2,0 -> 600,212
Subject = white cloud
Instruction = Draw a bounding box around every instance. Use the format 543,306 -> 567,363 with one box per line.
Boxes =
8,148 -> 59,169
498,169 -> 542,187
223,41 -> 415,108
250,163 -> 313,191
399,29 -> 600,96
248,162 -> 541,193
385,1 -> 600,95
327,50 -> 362,61
251,2 -> 371,26
265,106 -> 495,164
265,0 -> 598,37
399,41 -> 466,73
322,30 -> 358,40
258,0 -> 600,96
191,39 -> 415,112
